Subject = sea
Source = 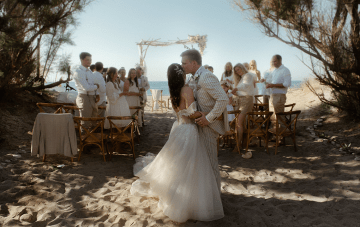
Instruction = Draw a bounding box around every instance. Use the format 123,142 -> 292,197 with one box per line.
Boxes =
48,80 -> 303,96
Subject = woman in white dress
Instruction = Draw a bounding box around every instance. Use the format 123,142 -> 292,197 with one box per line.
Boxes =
124,68 -> 143,126
117,67 -> 126,91
231,63 -> 255,153
130,63 -> 224,223
220,62 -> 233,87
220,81 -> 235,123
104,67 -> 131,129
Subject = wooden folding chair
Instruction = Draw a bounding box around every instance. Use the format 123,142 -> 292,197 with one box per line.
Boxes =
73,117 -> 107,162
107,116 -> 137,160
37,103 -> 64,113
268,110 -> 301,155
251,103 -> 270,135
245,111 -> 273,154
283,103 -> 296,132
151,90 -> 167,112
217,110 -> 241,154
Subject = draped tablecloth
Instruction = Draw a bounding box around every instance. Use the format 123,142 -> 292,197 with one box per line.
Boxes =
151,89 -> 162,110
31,113 -> 77,157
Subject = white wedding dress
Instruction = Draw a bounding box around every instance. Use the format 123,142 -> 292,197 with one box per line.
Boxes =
130,102 -> 224,223
104,82 -> 131,129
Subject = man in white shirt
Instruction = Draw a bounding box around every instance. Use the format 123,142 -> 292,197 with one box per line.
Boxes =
266,54 -> 291,126
73,52 -> 99,128
136,66 -> 150,104
92,62 -> 107,117
136,66 -> 150,126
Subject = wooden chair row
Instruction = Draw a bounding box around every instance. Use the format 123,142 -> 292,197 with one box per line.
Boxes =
219,108 -> 301,155
36,103 -> 142,162
73,116 -> 137,162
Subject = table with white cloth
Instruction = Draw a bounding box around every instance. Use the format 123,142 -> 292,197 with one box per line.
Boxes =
150,89 -> 162,110
31,113 -> 77,158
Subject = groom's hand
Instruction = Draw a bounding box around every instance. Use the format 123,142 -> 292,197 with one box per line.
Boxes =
195,112 -> 210,127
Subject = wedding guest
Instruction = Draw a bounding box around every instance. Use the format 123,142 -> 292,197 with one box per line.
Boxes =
243,62 -> 250,71
221,81 -> 235,123
124,68 -> 143,127
249,60 -> 261,82
208,66 -> 214,73
90,64 -> 96,72
117,67 -> 126,91
104,67 -> 131,129
220,62 -> 233,86
260,61 -> 275,104
136,67 -> 150,126
92,62 -> 107,117
231,63 -> 255,153
266,55 -> 291,127
248,60 -> 261,99
102,68 -> 108,80
73,52 -> 99,128
136,66 -> 150,107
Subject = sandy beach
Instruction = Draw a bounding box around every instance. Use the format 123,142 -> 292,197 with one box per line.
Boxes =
1,82 -> 360,226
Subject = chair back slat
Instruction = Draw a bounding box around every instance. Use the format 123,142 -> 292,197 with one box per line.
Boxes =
284,103 -> 296,112
37,103 -> 64,113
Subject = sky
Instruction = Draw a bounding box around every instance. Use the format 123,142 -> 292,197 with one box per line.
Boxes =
50,0 -> 314,82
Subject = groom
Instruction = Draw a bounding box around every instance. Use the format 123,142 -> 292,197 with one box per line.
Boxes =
181,49 -> 229,192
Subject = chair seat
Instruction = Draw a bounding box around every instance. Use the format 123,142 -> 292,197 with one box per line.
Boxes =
268,127 -> 292,137
108,132 -> 132,143
80,133 -> 105,143
244,128 -> 266,137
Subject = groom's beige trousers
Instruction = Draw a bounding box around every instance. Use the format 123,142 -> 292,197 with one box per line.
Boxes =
198,126 -> 221,192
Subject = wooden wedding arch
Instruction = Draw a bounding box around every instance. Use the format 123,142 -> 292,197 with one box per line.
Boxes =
135,35 -> 207,75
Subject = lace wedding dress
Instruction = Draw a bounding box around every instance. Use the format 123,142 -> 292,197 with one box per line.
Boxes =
130,102 -> 224,223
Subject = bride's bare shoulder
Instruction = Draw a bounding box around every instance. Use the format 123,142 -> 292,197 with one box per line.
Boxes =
180,86 -> 195,106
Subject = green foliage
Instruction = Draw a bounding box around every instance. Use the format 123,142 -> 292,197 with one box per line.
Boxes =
233,0 -> 360,117
0,0 -> 92,98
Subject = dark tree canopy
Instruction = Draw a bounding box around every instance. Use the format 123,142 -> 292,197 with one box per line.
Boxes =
0,0 -> 92,98
233,0 -> 360,117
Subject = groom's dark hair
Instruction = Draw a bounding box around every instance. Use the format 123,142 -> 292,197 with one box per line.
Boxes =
181,49 -> 202,66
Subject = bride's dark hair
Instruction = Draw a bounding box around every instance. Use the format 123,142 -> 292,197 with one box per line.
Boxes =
167,63 -> 185,109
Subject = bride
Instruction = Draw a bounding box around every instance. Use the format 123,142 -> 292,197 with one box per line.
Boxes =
130,63 -> 224,223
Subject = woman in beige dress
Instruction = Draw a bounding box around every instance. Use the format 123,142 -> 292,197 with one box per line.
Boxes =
231,63 -> 255,153
124,68 -> 143,126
